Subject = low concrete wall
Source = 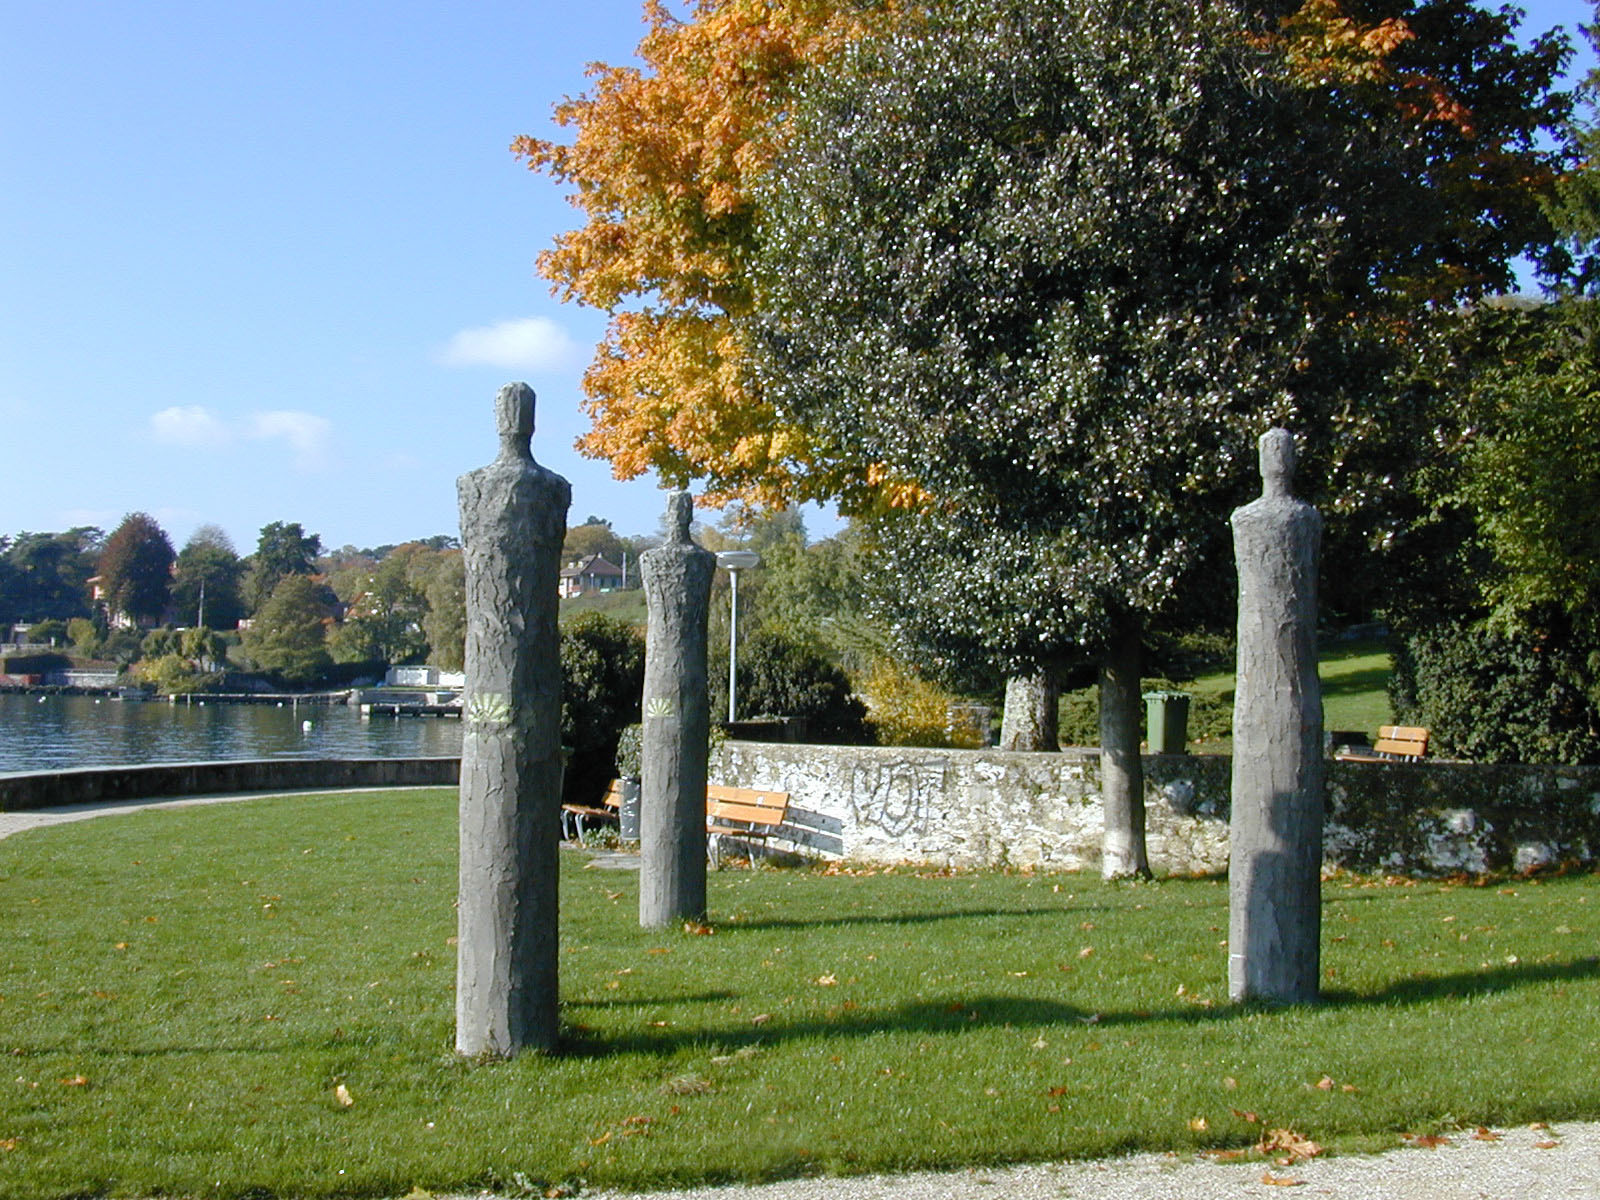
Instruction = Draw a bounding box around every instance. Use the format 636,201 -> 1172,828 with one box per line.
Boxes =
0,757 -> 460,812
714,742 -> 1600,876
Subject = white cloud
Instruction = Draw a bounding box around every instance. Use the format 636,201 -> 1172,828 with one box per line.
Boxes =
150,405 -> 232,448
247,410 -> 333,472
147,405 -> 334,472
437,316 -> 581,372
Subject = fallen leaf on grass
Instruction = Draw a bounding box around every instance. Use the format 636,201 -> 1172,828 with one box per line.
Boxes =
1188,1117 -> 1209,1132
1231,1108 -> 1259,1124
1535,1140 -> 1561,1150
1260,1172 -> 1305,1187
815,973 -> 837,986
0,1138 -> 18,1151
683,921 -> 714,936
1473,1127 -> 1502,1142
60,1075 -> 88,1087
1313,1075 -> 1335,1091
402,1188 -> 433,1200
750,1013 -> 771,1025
334,1084 -> 354,1108
1078,945 -> 1095,958
1203,1149 -> 1248,1162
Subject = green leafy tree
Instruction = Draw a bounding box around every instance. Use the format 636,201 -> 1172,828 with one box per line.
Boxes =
561,613 -> 646,809
241,573 -> 332,686
172,524 -> 245,631
562,517 -> 627,567
750,0 -> 1570,875
244,521 -> 321,613
0,527 -> 102,624
330,544 -> 429,666
98,513 -> 175,627
418,550 -> 466,672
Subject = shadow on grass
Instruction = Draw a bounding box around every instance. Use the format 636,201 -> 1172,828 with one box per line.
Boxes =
558,955 -> 1600,1058
716,903 -> 1114,933
1320,665 -> 1390,699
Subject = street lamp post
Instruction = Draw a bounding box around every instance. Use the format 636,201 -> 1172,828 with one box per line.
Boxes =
715,550 -> 761,724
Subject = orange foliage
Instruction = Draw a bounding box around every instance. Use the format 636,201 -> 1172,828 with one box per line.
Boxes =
515,0 -> 892,510
1268,0 -> 1473,137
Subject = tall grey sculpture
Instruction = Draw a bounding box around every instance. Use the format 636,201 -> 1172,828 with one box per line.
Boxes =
1228,428 -> 1324,1004
455,382 -> 571,1056
639,492 -> 716,928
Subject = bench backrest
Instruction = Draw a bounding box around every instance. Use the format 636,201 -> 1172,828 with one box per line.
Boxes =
706,784 -> 789,828
1373,725 -> 1429,759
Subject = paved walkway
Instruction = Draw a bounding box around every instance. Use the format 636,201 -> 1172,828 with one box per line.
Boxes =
6,792 -> 1598,1199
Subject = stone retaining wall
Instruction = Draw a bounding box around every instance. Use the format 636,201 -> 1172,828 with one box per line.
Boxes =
0,757 -> 460,812
714,742 -> 1600,876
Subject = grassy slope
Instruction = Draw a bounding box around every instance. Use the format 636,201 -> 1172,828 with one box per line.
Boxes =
1184,638 -> 1395,752
3,789 -> 1597,1198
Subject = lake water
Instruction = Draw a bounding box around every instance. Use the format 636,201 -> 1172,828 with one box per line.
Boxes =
0,692 -> 464,774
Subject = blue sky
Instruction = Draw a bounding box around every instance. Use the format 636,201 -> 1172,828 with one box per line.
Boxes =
2,1 -> 1594,556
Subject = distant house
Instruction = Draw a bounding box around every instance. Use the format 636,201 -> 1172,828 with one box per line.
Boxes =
559,554 -> 626,599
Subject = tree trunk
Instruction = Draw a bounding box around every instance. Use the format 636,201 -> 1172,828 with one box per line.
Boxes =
998,670 -> 1060,751
1099,616 -> 1151,879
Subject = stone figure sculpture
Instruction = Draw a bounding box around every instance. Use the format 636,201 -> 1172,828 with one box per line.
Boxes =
455,382 -> 571,1055
1228,428 -> 1324,1004
639,492 -> 716,927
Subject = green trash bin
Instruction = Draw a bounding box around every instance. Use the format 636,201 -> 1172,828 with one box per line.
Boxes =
1143,691 -> 1191,755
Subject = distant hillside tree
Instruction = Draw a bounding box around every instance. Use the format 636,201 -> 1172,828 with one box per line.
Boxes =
98,513 -> 175,626
242,573 -> 332,685
171,524 -> 245,630
0,527 -> 102,623
244,521 -> 322,613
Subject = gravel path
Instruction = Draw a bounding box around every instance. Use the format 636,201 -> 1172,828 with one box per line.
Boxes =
573,1122 -> 1600,1200
6,794 -> 1598,1200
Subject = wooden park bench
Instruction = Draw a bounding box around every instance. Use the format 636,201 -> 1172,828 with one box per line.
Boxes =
561,779 -> 625,840
1334,725 -> 1430,763
706,784 -> 790,868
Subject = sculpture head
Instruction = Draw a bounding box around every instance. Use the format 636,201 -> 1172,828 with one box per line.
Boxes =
665,491 -> 694,543
1259,428 -> 1296,499
495,382 -> 536,459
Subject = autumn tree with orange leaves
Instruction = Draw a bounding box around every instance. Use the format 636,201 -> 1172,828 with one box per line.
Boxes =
515,0 -> 895,511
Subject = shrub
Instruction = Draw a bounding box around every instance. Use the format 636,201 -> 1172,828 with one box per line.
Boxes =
859,658 -> 980,748
561,613 -> 645,808
24,619 -> 69,645
1390,615 -> 1600,764
716,631 -> 872,744
67,617 -> 103,657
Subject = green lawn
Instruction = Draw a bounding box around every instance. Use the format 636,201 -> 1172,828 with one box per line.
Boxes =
3,788 -> 1596,1199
